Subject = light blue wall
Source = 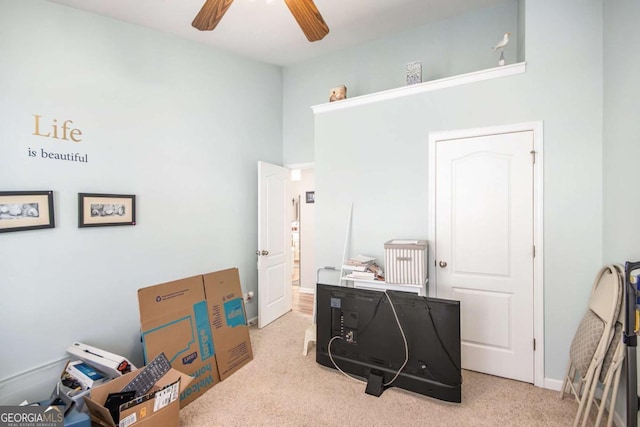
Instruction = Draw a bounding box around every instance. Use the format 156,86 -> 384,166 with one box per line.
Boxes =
283,0 -> 520,165
0,0 -> 281,402
517,0 -> 526,62
604,1 -> 640,262
603,1 -> 640,421
311,0 -> 603,385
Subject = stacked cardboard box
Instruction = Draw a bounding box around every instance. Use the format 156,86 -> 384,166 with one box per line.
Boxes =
136,268 -> 253,407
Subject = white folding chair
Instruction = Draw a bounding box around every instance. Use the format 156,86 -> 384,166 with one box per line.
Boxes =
560,265 -> 623,427
580,265 -> 625,427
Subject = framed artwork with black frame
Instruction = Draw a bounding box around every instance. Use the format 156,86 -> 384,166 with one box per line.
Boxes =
306,191 -> 315,203
78,193 -> 136,228
0,190 -> 55,233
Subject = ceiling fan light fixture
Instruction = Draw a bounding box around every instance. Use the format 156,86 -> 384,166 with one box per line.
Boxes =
192,0 -> 329,42
283,0 -> 329,42
192,0 -> 234,31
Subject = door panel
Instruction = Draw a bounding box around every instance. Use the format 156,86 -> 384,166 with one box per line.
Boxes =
453,154 -> 510,276
258,161 -> 291,329
266,263 -> 286,304
454,288 -> 511,348
435,131 -> 534,383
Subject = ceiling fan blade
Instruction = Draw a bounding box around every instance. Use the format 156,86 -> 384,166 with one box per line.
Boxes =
283,0 -> 329,42
192,0 -> 234,31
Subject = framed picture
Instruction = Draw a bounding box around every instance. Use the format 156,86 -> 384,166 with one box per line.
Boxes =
0,191 -> 55,233
306,191 -> 315,204
78,193 -> 136,228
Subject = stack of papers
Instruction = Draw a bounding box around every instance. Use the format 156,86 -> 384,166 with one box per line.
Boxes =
348,271 -> 376,280
342,255 -> 376,271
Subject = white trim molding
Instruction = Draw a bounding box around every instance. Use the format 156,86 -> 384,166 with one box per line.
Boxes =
428,121 -> 545,388
312,62 -> 526,114
284,162 -> 315,170
0,357 -> 69,405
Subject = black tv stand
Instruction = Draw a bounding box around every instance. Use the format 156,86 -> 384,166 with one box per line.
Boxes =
365,370 -> 385,397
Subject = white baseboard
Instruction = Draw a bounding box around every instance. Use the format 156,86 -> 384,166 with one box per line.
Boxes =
247,316 -> 258,326
0,357 -> 68,405
544,377 -> 563,391
299,287 -> 315,295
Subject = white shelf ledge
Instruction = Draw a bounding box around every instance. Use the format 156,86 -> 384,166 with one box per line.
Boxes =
312,62 -> 526,114
340,276 -> 428,296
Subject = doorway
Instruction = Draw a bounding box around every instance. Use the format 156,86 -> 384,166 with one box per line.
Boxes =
288,164 -> 315,316
428,122 -> 544,387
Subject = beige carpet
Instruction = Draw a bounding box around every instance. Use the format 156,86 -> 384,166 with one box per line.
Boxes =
180,311 -> 586,426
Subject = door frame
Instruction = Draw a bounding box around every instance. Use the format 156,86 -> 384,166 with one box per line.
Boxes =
285,162 -> 315,296
428,121 -> 544,388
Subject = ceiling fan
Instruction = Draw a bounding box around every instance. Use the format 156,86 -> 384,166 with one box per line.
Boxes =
192,0 -> 330,42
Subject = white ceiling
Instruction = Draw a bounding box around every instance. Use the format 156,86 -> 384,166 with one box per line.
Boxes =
46,0 -> 505,66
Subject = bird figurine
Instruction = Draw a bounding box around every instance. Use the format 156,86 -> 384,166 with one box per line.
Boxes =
492,32 -> 510,50
492,32 -> 510,66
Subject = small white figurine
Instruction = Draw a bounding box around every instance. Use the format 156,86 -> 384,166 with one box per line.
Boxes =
492,32 -> 511,66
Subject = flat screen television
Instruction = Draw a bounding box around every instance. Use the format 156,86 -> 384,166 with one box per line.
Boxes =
316,283 -> 461,402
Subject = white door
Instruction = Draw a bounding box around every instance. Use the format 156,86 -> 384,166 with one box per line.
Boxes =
434,130 -> 534,383
258,161 -> 292,329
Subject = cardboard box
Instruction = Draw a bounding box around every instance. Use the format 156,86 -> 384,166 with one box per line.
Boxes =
84,367 -> 192,427
138,275 -> 221,408
202,268 -> 253,380
137,268 -> 254,405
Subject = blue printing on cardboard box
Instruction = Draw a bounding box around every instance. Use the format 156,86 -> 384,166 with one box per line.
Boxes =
142,316 -> 194,364
141,302 -> 215,365
194,300 -> 215,360
224,298 -> 246,327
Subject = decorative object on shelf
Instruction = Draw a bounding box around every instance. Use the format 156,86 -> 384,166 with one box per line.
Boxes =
329,85 -> 347,102
0,190 -> 54,233
78,193 -> 136,228
492,32 -> 510,66
384,239 -> 428,285
406,60 -> 422,85
305,191 -> 315,203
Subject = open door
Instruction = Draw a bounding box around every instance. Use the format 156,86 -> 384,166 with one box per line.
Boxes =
257,161 -> 292,328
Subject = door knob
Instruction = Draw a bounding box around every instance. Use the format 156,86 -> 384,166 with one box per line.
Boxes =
261,250 -> 269,256
439,261 -> 448,268
255,250 -> 260,256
